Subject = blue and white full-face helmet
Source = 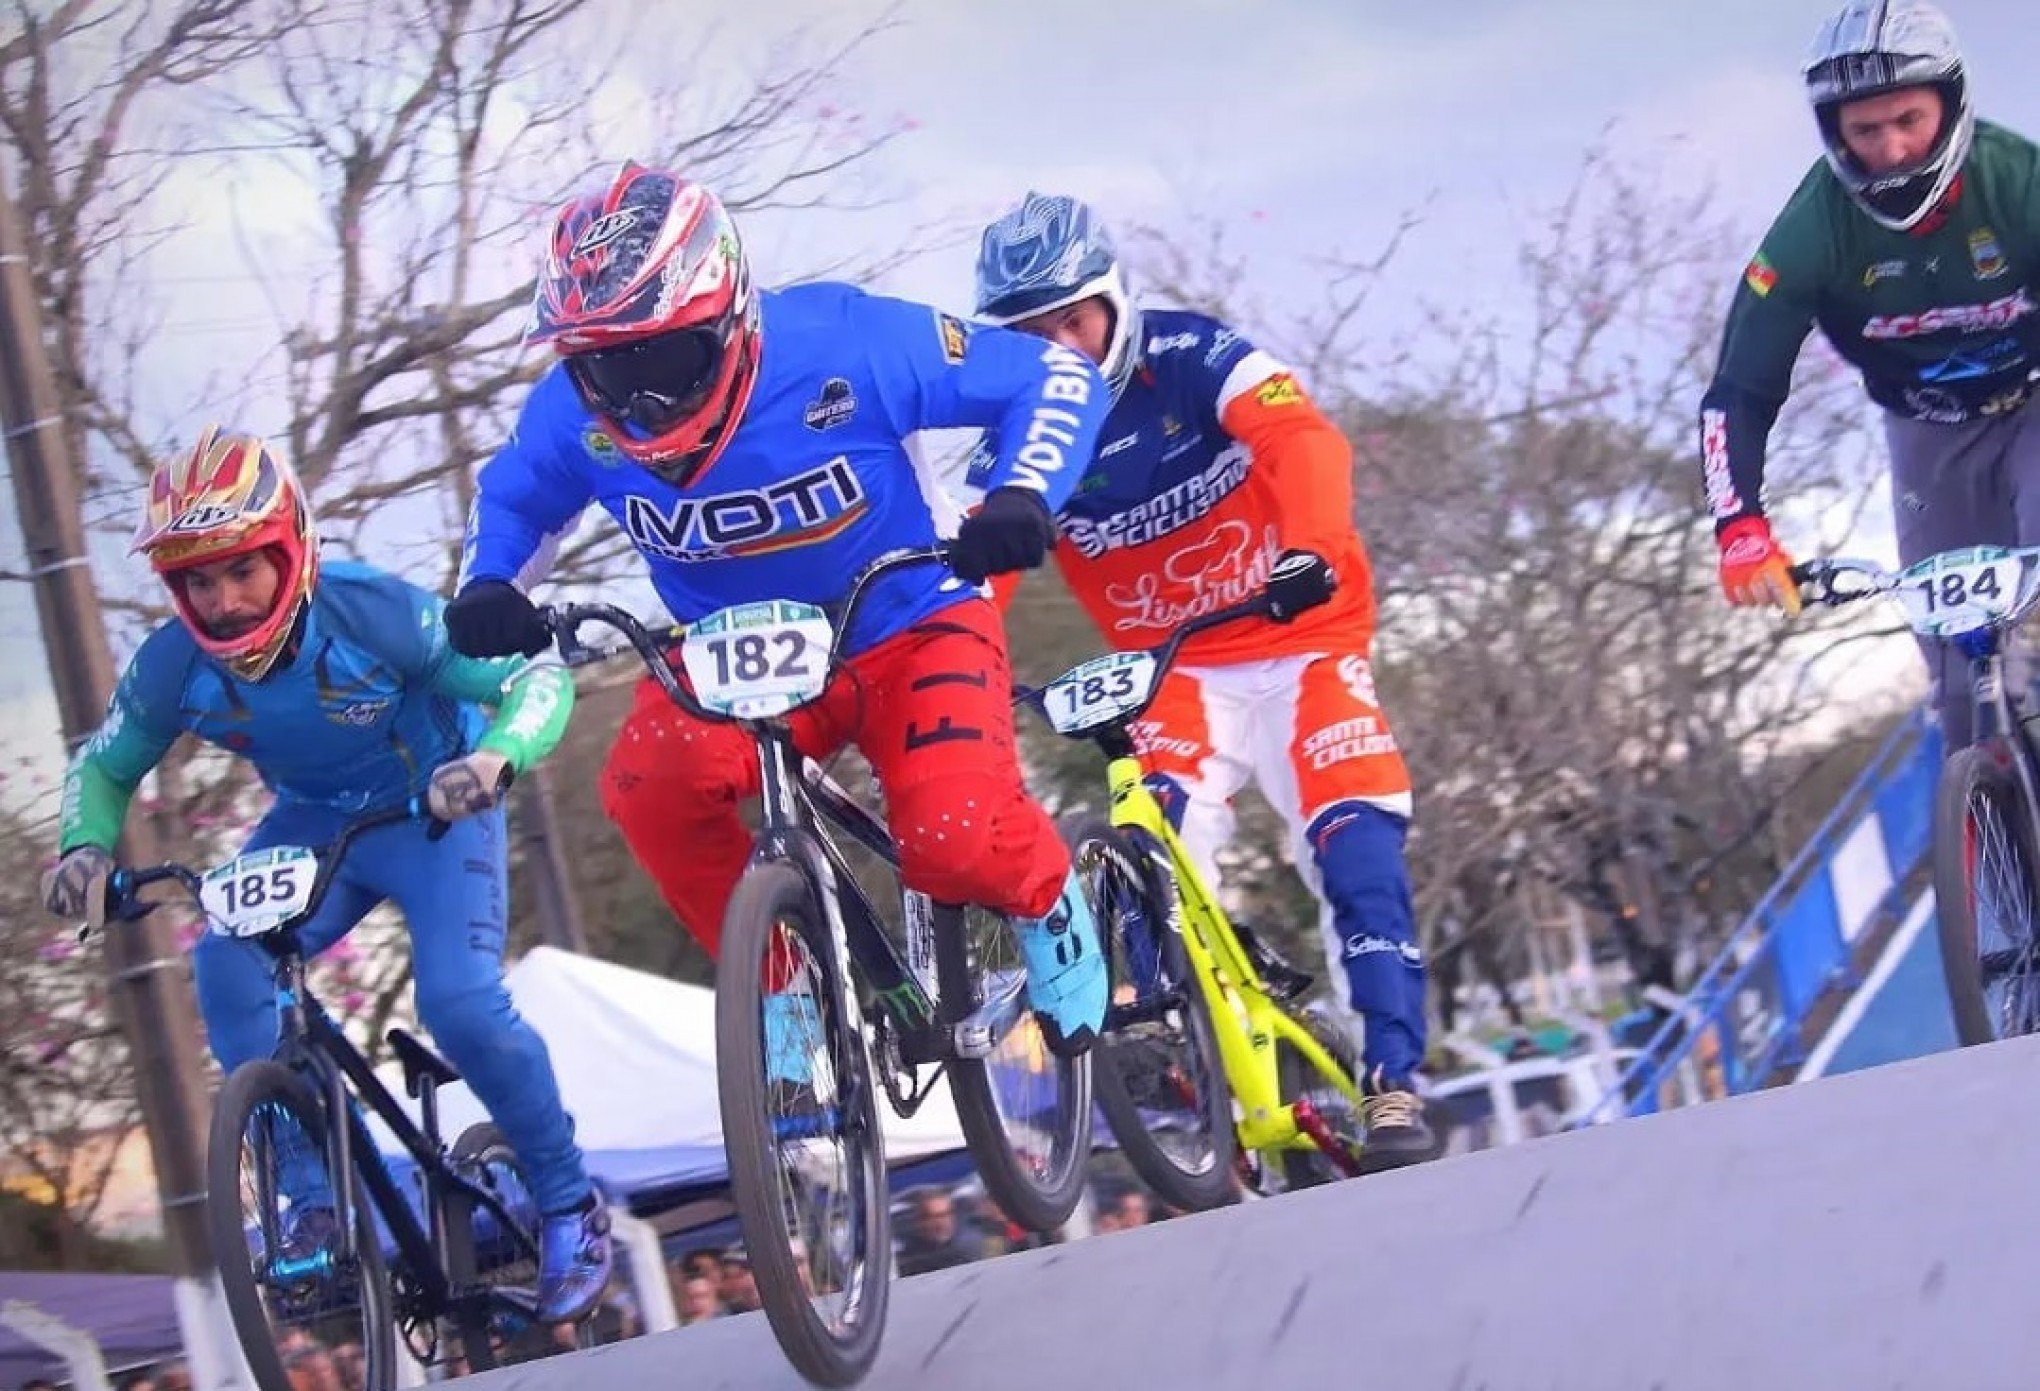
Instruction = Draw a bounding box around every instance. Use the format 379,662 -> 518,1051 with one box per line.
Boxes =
974,191 -> 1144,400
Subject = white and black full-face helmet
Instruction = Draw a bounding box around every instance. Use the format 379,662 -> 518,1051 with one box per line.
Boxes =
974,191 -> 1145,401
1805,0 -> 1973,232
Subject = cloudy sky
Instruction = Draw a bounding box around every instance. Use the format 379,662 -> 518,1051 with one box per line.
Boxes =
4,0 -> 2034,791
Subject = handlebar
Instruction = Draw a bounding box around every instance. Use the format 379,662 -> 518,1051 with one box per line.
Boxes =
98,798 -> 434,933
1788,558 -> 1896,609
540,545 -> 954,720
1013,548 -> 1337,728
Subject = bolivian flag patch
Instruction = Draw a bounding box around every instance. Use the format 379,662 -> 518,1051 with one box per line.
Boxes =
1743,253 -> 1778,298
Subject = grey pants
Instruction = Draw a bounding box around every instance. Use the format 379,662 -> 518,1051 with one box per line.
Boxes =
1886,396 -> 2040,751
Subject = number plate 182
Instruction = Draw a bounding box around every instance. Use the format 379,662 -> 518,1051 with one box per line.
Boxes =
681,600 -> 836,718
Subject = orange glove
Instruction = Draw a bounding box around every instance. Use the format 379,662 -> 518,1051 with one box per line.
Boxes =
1716,515 -> 1801,614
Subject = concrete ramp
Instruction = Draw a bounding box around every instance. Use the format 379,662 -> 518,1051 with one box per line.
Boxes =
483,1035 -> 2040,1390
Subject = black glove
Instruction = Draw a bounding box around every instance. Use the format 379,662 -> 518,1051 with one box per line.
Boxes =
445,580 -> 550,658
1264,549 -> 1337,623
949,487 -> 1057,584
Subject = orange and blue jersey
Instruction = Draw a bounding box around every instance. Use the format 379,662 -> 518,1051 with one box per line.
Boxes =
464,282 -> 1108,650
968,308 -> 1426,1076
967,307 -> 1377,664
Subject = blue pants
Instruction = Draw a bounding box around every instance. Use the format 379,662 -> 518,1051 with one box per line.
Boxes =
192,805 -> 591,1214
1149,776 -> 1427,1078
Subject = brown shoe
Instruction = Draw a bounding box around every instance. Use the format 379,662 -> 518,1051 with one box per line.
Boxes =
1357,1067 -> 1440,1172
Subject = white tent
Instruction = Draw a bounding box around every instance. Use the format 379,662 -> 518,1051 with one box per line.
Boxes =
372,945 -> 971,1202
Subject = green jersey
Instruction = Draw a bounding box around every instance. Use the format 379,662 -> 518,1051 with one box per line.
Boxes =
1699,119 -> 2040,523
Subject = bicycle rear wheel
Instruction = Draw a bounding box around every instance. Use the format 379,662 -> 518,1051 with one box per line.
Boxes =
717,860 -> 888,1387
1934,740 -> 2040,1045
207,1059 -> 397,1391
1063,816 -> 1236,1213
937,903 -> 1092,1233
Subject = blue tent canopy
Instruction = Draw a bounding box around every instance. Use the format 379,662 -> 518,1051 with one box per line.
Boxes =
0,1270 -> 182,1386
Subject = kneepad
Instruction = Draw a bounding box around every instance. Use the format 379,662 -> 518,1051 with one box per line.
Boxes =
1143,772 -> 1189,831
1307,800 -> 1421,968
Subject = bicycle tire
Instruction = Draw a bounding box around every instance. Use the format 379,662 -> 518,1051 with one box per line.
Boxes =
1934,740 -> 2040,1046
207,1059 -> 397,1391
444,1121 -> 545,1373
1063,815 -> 1236,1212
937,901 -> 1092,1233
717,860 -> 888,1388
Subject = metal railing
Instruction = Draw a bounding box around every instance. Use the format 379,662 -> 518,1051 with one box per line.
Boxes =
1573,709 -> 1942,1125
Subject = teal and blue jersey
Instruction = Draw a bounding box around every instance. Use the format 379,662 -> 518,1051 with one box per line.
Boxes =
60,561 -> 557,847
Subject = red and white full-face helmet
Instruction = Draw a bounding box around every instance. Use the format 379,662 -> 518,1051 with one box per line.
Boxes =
528,162 -> 762,488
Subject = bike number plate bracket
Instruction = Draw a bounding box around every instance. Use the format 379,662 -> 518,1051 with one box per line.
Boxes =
1042,650 -> 1158,734
681,601 -> 836,718
199,845 -> 319,937
1894,546 -> 2035,638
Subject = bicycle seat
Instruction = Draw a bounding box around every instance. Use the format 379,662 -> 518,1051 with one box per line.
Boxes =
388,1027 -> 461,1098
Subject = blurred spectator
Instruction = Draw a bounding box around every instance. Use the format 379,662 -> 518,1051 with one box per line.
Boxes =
118,1375 -> 156,1391
278,1330 -> 343,1391
156,1364 -> 194,1391
962,1185 -> 1052,1254
22,1380 -> 61,1391
677,1274 -> 724,1324
719,1246 -> 762,1314
678,1247 -> 724,1282
1108,1188 -> 1152,1231
329,1339 -> 364,1391
896,1186 -> 981,1275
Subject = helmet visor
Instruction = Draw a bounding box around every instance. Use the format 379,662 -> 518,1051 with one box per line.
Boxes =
568,327 -> 725,436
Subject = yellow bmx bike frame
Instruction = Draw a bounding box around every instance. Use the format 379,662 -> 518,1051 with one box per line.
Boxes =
1098,749 -> 1367,1180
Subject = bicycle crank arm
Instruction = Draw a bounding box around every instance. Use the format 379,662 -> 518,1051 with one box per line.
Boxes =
951,973 -> 1030,1059
1290,1097 -> 1363,1179
1105,990 -> 1190,1031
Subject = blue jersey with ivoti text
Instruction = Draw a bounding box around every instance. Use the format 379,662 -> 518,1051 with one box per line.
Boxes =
462,282 -> 1109,651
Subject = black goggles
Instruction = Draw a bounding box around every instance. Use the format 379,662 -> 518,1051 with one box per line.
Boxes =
568,327 -> 725,435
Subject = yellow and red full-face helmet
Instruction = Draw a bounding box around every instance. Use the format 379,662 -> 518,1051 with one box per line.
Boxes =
132,427 -> 319,680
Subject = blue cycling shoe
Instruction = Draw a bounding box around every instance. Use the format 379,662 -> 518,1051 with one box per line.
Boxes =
1014,871 -> 1108,1058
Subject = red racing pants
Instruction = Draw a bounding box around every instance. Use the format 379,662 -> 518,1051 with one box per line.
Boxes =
600,598 -> 1069,956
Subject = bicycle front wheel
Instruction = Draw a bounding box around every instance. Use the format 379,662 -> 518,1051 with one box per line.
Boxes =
207,1059 -> 397,1391
1935,740 -> 2040,1045
938,903 -> 1092,1233
1064,816 -> 1236,1213
717,860 -> 889,1388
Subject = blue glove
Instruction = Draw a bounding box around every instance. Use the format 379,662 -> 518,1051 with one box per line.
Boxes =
949,487 -> 1056,584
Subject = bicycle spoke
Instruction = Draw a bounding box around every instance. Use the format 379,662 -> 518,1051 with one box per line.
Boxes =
1964,785 -> 2040,1039
759,923 -> 870,1336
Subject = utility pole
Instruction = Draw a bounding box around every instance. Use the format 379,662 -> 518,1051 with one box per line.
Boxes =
516,764 -> 589,953
0,180 -> 217,1287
